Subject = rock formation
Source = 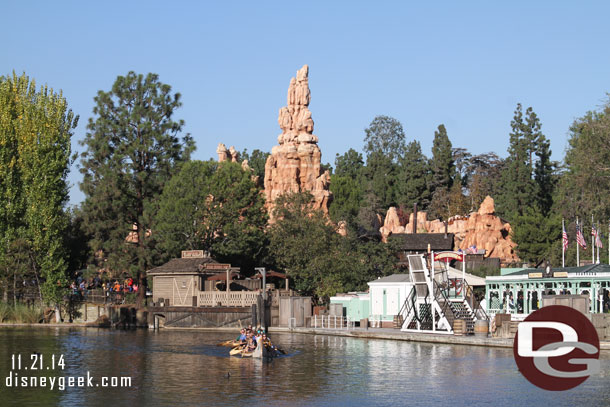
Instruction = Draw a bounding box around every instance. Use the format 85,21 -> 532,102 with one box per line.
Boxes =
264,65 -> 332,219
380,196 -> 519,264
216,143 -> 239,162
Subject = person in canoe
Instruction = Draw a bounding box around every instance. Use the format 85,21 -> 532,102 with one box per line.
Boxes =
236,328 -> 247,343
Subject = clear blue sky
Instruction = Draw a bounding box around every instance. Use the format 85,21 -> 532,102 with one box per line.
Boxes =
2,1 -> 610,205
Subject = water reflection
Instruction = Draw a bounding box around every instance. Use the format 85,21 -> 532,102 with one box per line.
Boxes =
0,328 -> 609,406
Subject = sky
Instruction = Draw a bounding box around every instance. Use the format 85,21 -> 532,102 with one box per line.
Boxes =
2,1 -> 610,206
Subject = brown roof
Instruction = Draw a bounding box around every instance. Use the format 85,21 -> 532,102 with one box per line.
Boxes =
393,233 -> 454,252
146,257 -> 221,275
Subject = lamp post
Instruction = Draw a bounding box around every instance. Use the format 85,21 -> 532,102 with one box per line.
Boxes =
255,267 -> 267,333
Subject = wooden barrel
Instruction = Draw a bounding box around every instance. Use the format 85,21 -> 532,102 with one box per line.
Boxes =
453,319 -> 466,336
474,319 -> 489,337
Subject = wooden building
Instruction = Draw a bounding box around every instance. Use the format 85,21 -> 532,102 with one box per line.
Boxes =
147,250 -> 254,307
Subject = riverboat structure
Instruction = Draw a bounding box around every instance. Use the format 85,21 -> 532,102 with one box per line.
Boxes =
485,263 -> 610,318
395,253 -> 488,335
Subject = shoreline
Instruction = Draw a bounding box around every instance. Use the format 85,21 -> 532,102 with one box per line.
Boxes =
4,323 -> 610,351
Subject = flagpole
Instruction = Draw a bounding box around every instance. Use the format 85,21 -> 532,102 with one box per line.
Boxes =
577,217 -> 580,267
562,218 -> 565,268
597,221 -> 601,264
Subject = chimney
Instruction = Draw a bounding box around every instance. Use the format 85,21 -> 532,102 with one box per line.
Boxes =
412,203 -> 418,234
444,221 -> 448,238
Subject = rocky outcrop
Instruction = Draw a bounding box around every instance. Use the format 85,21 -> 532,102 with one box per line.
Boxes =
264,65 -> 331,219
216,143 -> 239,163
380,196 -> 519,264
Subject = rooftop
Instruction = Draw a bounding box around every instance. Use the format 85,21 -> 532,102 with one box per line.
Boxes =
146,257 -> 225,275
393,233 -> 454,251
368,274 -> 412,284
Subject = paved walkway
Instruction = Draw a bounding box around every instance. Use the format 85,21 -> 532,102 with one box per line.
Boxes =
268,326 -> 610,351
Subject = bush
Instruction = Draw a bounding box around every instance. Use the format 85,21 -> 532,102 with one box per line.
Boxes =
0,302 -> 13,322
12,304 -> 43,323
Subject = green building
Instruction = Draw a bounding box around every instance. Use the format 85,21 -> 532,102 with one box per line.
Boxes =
485,263 -> 610,315
329,293 -> 370,322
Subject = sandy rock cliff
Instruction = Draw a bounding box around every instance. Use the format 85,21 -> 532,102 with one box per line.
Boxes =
264,65 -> 332,219
380,196 -> 519,263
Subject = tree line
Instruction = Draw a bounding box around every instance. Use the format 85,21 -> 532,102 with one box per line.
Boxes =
1,71 -> 609,306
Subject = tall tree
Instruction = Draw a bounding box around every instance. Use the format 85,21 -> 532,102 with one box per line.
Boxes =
329,175 -> 363,228
268,192 -> 398,301
79,72 -> 194,303
396,140 -> 430,208
498,104 -> 557,264
496,104 -> 540,221
334,148 -> 364,180
0,73 -> 77,309
430,124 -> 455,193
556,98 -> 610,221
363,115 -> 406,163
154,160 -> 267,273
362,116 -> 406,209
466,152 -> 504,210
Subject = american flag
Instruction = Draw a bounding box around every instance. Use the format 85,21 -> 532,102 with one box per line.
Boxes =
562,225 -> 569,250
595,232 -> 604,248
576,223 -> 587,249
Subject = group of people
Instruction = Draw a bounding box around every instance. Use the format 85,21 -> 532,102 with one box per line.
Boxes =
103,277 -> 139,294
68,273 -> 138,302
234,325 -> 277,354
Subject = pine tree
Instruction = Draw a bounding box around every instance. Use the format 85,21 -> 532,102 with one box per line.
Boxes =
396,140 -> 430,208
79,72 -> 194,304
430,124 -> 455,193
496,104 -> 538,221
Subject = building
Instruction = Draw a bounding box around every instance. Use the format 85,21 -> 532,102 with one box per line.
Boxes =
146,250 -> 258,307
367,274 -> 414,328
485,263 -> 610,316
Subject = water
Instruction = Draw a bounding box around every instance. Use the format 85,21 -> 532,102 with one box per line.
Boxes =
0,327 -> 609,406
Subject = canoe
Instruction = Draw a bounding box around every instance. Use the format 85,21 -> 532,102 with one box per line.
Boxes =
218,340 -> 242,347
229,346 -> 245,356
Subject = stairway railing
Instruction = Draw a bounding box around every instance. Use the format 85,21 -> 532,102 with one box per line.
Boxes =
397,286 -> 415,322
462,279 -> 488,321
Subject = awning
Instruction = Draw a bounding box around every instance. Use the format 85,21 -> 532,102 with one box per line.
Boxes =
253,270 -> 288,279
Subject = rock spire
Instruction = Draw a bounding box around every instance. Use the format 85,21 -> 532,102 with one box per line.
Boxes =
264,65 -> 331,219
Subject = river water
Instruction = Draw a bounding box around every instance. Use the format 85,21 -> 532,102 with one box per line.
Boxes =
0,327 -> 608,406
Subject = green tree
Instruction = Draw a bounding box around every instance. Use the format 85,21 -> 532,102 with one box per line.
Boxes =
267,192 -> 339,298
496,104 -> 542,221
365,151 -> 398,209
79,72 -> 194,304
0,73 -> 77,308
268,192 -> 399,301
363,115 -> 406,163
362,116 -> 406,208
334,148 -> 364,179
429,124 -> 455,193
329,175 -> 363,227
396,140 -> 430,209
512,208 -> 561,264
556,98 -> 610,222
154,160 -> 267,273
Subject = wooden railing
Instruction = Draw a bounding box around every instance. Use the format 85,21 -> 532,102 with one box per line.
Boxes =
197,291 -> 259,307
